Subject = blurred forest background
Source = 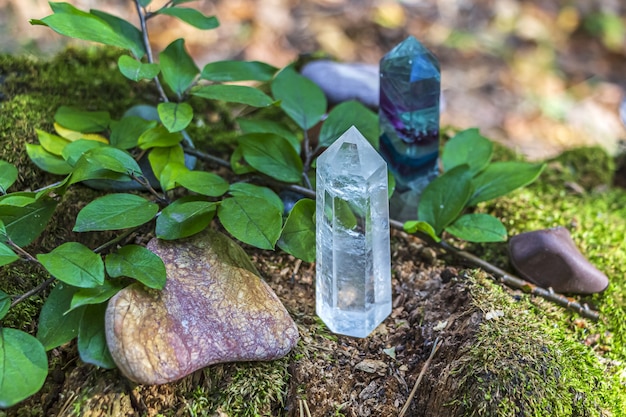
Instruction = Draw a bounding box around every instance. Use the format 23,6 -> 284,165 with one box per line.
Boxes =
1,0 -> 625,160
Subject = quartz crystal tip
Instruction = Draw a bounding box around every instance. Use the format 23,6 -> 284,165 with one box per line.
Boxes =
315,126 -> 392,338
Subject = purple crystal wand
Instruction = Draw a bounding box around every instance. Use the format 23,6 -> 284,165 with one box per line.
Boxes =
379,36 -> 441,221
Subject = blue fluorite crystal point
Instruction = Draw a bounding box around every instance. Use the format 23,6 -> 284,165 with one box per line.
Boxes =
379,36 -> 441,221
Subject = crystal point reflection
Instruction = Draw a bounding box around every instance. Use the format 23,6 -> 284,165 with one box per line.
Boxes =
316,126 -> 392,338
380,36 -> 441,221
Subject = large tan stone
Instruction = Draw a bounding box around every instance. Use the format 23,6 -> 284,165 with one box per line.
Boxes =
105,229 -> 299,385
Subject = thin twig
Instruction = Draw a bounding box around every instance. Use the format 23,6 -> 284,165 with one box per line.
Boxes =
133,0 -> 169,103
6,238 -> 38,263
186,149 -> 600,320
10,277 -> 55,308
129,173 -> 169,204
92,226 -> 142,254
399,337 -> 441,417
182,147 -> 231,169
303,399 -> 312,417
301,130 -> 314,190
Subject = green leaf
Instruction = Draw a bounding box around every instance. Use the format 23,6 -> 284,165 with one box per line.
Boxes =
61,139 -> 106,166
54,106 -> 110,133
191,85 -> 273,107
445,213 -> 507,242
138,124 -> 184,150
26,143 -> 73,175
318,101 -> 379,149
156,197 -> 216,240
441,128 -> 493,175
402,220 -> 440,242
118,55 -> 160,81
217,195 -> 282,250
159,38 -> 199,96
237,118 -> 300,153
387,170 -> 396,199
0,290 -> 10,320
230,145 -> 255,175
35,4 -> 144,58
157,7 -> 219,29
0,242 -> 18,267
0,328 -> 48,408
277,198 -> 315,262
469,162 -> 546,206
0,193 -> 35,208
69,280 -> 126,312
159,161 -> 188,192
149,146 -> 186,180
37,242 -> 105,288
176,170 -> 229,197
34,176 -> 72,201
239,133 -> 303,183
105,245 -> 166,289
418,165 -> 473,235
228,183 -> 283,213
70,146 -> 142,184
109,116 -> 157,150
201,60 -> 277,82
158,102 -> 193,132
139,0 -> 152,6
90,9 -> 146,58
0,160 -> 18,194
0,196 -> 58,247
271,67 -> 327,130
78,303 -> 115,369
36,283 -> 84,350
35,129 -> 70,156
74,194 -> 158,232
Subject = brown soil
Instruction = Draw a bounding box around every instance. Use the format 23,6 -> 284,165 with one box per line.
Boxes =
274,233 -> 478,417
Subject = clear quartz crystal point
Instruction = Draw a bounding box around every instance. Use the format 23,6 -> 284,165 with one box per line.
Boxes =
316,126 -> 392,338
379,36 -> 441,222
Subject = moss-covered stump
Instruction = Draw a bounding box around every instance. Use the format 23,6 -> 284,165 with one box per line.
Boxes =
2,50 -> 626,416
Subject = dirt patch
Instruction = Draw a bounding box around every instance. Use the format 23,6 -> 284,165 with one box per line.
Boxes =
267,231 -> 483,417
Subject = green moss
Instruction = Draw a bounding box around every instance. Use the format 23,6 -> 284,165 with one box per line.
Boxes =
177,357 -> 291,416
0,47 -> 240,191
1,48 -> 146,189
451,272 -> 624,417
454,145 -> 626,416
0,263 -> 45,331
544,146 -> 616,190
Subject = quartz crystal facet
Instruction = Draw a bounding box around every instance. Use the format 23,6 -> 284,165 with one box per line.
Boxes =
379,36 -> 441,221
316,126 -> 392,338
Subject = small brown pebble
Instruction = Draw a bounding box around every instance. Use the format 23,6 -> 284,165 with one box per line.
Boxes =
509,227 -> 609,294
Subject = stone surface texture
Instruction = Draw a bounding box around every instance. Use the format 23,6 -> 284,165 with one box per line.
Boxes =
105,229 -> 299,385
379,36 -> 441,221
301,60 -> 379,108
316,126 -> 391,338
509,227 -> 609,294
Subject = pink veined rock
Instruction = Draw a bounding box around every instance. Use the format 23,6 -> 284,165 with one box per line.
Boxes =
509,227 -> 609,294
105,229 -> 299,385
